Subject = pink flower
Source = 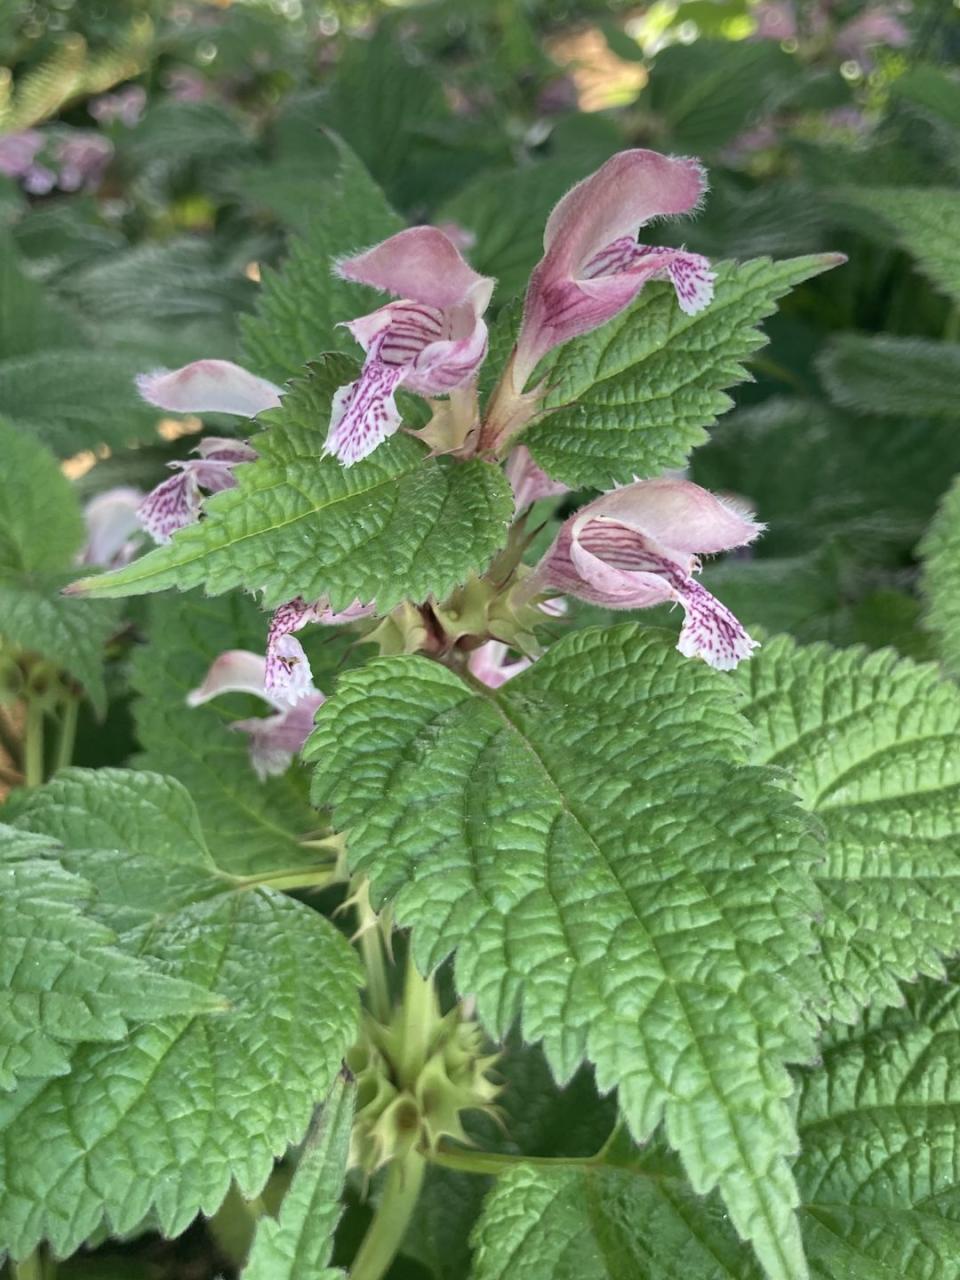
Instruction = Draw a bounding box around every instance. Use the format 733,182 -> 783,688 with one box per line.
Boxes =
0,130 -> 44,179
138,437 -> 257,544
187,649 -> 324,780
531,477 -> 762,671
467,641 -> 531,688
88,84 -> 146,128
135,360 -> 282,543
328,227 -> 494,466
835,6 -> 910,61
79,486 -> 144,568
53,132 -> 113,192
752,1 -> 798,40
512,150 -> 714,389
505,446 -> 569,514
265,597 -> 376,704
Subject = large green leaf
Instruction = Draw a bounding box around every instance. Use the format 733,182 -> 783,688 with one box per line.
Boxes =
130,589 -> 348,875
736,635 -> 960,1021
837,187 -> 960,305
818,334 -> 960,420
307,625 -> 823,1280
0,231 -> 81,358
523,255 -> 840,489
920,476 -> 960,676
240,140 -> 404,384
0,825 -> 215,1093
241,1075 -> 353,1280
471,968 -> 960,1280
70,357 -> 514,613
0,768 -> 361,1260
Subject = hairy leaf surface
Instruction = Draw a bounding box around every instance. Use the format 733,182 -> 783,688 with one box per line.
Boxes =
307,625 -> 823,1280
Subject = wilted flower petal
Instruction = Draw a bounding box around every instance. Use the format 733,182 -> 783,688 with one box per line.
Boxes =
136,360 -> 282,418
138,437 -> 257,543
533,477 -> 761,670
513,150 -> 713,388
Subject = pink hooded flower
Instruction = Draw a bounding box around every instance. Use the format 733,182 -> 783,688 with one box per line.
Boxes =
187,649 -> 324,780
505,446 -> 570,514
79,486 -> 144,568
512,150 -> 714,389
328,227 -> 494,466
265,597 -> 376,704
135,360 -> 282,543
467,641 -> 532,689
531,477 -> 761,671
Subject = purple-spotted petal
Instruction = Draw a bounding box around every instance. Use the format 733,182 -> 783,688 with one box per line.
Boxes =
673,574 -> 759,671
325,359 -> 406,467
582,238 -> 715,317
265,599 -> 323,704
136,360 -> 282,418
137,470 -> 203,543
406,316 -> 489,396
337,226 -> 494,314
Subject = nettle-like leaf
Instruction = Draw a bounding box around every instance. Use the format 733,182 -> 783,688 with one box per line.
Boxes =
736,635 -> 960,1022
307,625 -> 824,1280
71,356 -> 514,613
920,476 -> 960,676
838,186 -> 960,305
471,971 -> 960,1280
0,768 -> 361,1260
239,140 -> 404,383
241,1075 -> 353,1280
818,334 -> 960,420
523,255 -> 840,490
0,826 -> 215,1093
130,589 -> 353,875
0,422 -> 119,711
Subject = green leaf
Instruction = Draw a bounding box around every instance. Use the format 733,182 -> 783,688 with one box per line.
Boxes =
0,825 -> 215,1093
0,424 -> 119,710
70,357 -> 514,613
239,140 -> 403,384
892,64 -> 960,130
736,635 -> 960,1021
0,231 -> 81,357
472,968 -> 960,1280
0,768 -> 361,1260
523,255 -> 841,489
307,625 -> 823,1280
837,187 -> 960,306
241,1075 -> 353,1280
818,334 -> 960,419
130,589 -> 342,875
920,476 -> 960,676
0,421 -> 83,572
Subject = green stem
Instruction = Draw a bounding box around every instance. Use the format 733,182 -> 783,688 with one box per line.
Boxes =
0,705 -> 22,768
54,698 -> 78,774
350,1150 -> 425,1280
428,1144 -> 601,1177
229,865 -> 338,893
396,953 -> 438,1085
945,305 -> 960,344
358,918 -> 392,1024
13,1251 -> 43,1280
23,701 -> 44,789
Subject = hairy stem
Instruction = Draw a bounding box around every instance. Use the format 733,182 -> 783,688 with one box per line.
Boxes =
396,953 -> 437,1085
54,698 -> 78,774
23,701 -> 44,789
350,1150 -> 425,1280
428,1144 -> 601,1177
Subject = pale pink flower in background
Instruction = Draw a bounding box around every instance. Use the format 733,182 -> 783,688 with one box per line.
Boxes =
53,132 -> 113,192
835,6 -> 910,63
751,1 -> 798,40
511,149 -> 714,389
531,477 -> 762,670
265,597 -> 376,704
135,359 -> 282,542
0,130 -> 56,194
467,641 -> 532,688
187,649 -> 324,780
165,68 -> 210,102
433,221 -> 476,254
79,487 -> 144,568
505,446 -> 570,514
328,226 -> 494,465
89,84 -> 147,127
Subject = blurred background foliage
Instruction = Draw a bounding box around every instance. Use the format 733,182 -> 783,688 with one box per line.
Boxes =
1,0 -> 960,1276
